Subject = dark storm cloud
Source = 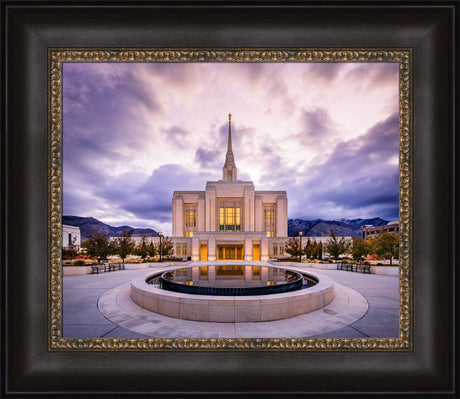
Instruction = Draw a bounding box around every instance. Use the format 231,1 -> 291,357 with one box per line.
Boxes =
62,191 -> 99,217
62,63 -> 167,223
63,64 -> 161,119
290,112 -> 400,220
62,64 -> 161,156
95,165 -> 215,223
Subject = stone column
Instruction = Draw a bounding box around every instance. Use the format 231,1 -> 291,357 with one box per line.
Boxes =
197,195 -> 206,232
255,195 -> 263,231
207,236 -> 216,261
243,185 -> 255,232
205,187 -> 216,232
261,237 -> 269,261
172,195 -> 184,237
276,195 -> 288,237
244,237 -> 253,261
191,237 -> 200,261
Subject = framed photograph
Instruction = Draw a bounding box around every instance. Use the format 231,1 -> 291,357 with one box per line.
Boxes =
54,50 -> 409,346
2,1 -> 457,397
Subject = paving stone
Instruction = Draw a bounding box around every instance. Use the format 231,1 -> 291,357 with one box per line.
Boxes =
63,267 -> 399,339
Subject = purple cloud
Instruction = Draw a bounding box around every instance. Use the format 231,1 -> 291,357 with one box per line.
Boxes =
195,147 -> 220,168
300,108 -> 337,139
303,63 -> 342,85
62,62 -> 399,231
92,164 -> 216,223
345,63 -> 399,92
290,113 -> 400,220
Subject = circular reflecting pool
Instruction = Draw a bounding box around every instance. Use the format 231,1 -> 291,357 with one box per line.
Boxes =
146,265 -> 317,296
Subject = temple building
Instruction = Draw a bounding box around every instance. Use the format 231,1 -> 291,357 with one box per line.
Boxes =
172,114 -> 288,261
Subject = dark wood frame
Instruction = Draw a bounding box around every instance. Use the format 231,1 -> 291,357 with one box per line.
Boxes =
1,1 -> 457,396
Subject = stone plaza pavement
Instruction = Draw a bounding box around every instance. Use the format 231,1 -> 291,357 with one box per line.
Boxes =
63,264 -> 399,339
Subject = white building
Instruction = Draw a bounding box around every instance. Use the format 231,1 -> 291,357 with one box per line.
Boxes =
62,224 -> 81,249
172,114 -> 288,261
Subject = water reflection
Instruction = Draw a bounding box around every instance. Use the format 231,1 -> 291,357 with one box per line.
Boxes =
147,265 -> 317,296
164,265 -> 299,288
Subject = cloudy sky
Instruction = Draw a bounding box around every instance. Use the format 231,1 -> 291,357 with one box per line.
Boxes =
63,62 -> 400,235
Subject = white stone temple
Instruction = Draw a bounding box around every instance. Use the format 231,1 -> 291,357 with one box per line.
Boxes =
172,114 -> 288,261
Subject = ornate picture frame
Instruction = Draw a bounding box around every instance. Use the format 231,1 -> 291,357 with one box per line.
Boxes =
49,48 -> 412,352
2,1 -> 456,396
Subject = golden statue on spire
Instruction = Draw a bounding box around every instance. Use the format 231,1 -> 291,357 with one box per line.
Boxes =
229,113 -> 232,123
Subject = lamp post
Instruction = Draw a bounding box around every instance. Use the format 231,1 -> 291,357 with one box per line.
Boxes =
158,232 -> 163,262
299,231 -> 303,263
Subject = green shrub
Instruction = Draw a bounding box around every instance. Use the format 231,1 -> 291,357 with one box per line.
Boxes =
72,260 -> 86,266
363,261 -> 371,265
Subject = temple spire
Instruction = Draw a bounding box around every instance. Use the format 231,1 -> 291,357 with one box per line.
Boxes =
227,113 -> 233,153
222,113 -> 237,181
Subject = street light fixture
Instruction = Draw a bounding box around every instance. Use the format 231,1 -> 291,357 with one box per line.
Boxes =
299,231 -> 303,263
158,232 -> 163,262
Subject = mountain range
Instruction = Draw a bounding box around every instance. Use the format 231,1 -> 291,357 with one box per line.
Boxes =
287,217 -> 388,237
62,215 -> 159,240
63,215 -> 388,240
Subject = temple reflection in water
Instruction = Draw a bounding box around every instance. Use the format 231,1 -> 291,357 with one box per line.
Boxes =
167,265 -> 293,288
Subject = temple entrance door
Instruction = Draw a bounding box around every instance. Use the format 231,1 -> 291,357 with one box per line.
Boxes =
253,244 -> 260,261
217,245 -> 244,260
200,245 -> 208,261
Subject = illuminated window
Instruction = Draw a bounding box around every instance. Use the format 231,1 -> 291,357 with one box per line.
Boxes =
273,245 -> 278,255
185,231 -> 193,237
219,208 -> 224,231
176,244 -> 188,255
227,172 -> 232,181
226,207 -> 234,225
185,208 -> 196,227
219,203 -> 241,232
264,207 -> 275,237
